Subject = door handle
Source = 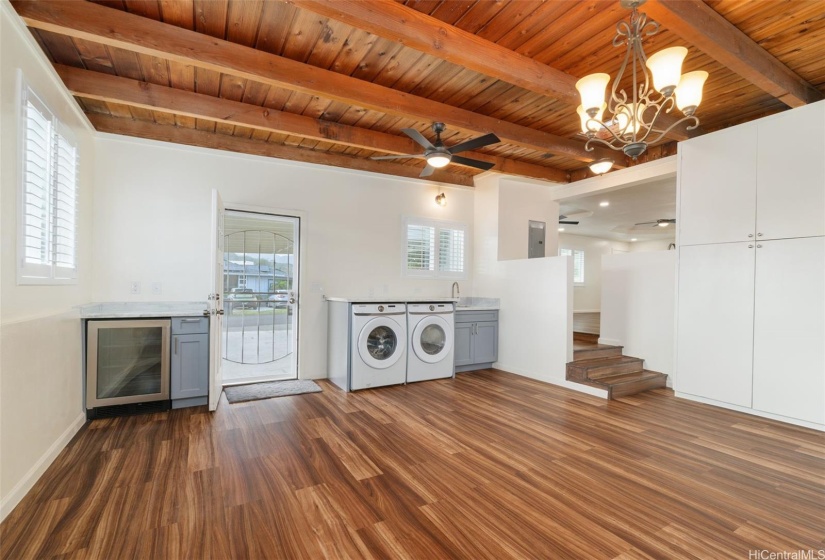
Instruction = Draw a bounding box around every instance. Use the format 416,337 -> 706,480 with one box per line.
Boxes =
289,297 -> 296,304
181,318 -> 201,323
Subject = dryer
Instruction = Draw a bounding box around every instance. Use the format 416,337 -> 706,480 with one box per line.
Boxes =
406,303 -> 455,383
350,303 -> 407,390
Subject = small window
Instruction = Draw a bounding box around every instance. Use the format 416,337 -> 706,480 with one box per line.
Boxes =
560,248 -> 585,284
404,218 -> 467,278
18,83 -> 79,284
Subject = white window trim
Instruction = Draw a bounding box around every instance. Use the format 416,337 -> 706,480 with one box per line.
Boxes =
17,76 -> 79,286
402,217 -> 468,279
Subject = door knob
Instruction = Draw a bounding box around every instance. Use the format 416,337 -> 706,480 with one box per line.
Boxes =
217,309 -> 225,315
289,297 -> 296,304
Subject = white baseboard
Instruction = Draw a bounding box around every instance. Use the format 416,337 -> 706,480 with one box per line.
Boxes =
573,309 -> 600,314
493,362 -> 609,399
674,392 -> 825,432
597,337 -> 622,346
0,412 -> 86,522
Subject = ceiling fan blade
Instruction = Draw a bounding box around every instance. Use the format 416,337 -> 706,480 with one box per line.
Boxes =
450,155 -> 495,171
634,221 -> 657,226
370,154 -> 425,161
401,128 -> 435,150
448,133 -> 500,154
559,220 -> 579,225
419,164 -> 436,178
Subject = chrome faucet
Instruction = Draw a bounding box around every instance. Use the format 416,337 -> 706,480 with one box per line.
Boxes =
451,281 -> 460,300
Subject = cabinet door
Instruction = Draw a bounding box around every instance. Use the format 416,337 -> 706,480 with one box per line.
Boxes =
473,322 -> 499,364
676,243 -> 755,407
753,237 -> 825,424
171,333 -> 209,399
679,124 -> 757,246
454,323 -> 473,367
757,103 -> 825,240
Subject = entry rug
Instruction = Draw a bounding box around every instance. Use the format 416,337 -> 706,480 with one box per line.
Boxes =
224,379 -> 322,404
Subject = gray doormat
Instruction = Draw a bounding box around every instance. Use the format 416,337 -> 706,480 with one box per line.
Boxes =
224,379 -> 322,404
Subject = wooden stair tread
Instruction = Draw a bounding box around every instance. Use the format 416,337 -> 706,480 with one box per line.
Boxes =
568,355 -> 643,367
593,370 -> 667,386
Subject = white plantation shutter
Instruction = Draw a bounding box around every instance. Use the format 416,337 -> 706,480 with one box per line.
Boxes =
406,224 -> 435,272
18,83 -> 79,283
52,126 -> 79,277
404,219 -> 467,278
438,227 -> 465,274
21,94 -> 53,278
560,248 -> 585,283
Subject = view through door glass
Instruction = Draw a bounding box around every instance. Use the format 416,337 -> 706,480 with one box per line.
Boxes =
222,211 -> 298,385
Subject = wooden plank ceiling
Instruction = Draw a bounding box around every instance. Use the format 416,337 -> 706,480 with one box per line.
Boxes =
12,0 -> 825,186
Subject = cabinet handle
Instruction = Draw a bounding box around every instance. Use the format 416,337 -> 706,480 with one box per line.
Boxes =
181,318 -> 201,323
174,336 -> 178,355
748,234 -> 753,238
756,244 -> 762,248
748,244 -> 754,248
757,233 -> 763,237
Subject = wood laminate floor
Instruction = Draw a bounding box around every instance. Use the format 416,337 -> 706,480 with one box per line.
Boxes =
573,312 -> 600,335
2,370 -> 824,559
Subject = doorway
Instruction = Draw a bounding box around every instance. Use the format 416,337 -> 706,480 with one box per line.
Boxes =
221,211 -> 299,385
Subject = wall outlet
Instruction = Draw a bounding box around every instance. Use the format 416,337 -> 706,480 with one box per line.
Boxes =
129,281 -> 141,294
151,282 -> 162,295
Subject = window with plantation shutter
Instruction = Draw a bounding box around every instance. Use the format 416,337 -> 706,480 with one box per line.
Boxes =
404,218 -> 467,278
560,248 -> 585,284
18,83 -> 79,284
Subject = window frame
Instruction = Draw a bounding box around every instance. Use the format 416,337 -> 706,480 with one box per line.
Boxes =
560,248 -> 585,285
17,79 -> 79,286
402,217 -> 468,279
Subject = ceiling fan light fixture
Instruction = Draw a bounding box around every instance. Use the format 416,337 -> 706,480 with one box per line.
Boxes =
425,152 -> 452,169
658,221 -> 669,227
435,192 -> 447,206
589,159 -> 614,175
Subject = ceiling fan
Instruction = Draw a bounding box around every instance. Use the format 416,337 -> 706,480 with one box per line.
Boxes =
371,123 -> 500,177
635,218 -> 676,228
559,210 -> 593,225
559,215 -> 579,225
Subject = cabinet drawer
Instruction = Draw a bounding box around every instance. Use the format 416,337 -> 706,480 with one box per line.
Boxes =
172,317 -> 208,334
455,310 -> 498,323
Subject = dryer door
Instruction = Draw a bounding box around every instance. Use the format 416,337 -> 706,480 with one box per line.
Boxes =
358,317 -> 406,369
412,316 -> 453,364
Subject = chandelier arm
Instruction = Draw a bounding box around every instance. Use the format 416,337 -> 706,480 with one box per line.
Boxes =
633,96 -> 675,143
588,119 -> 633,147
643,116 -> 699,146
585,136 -> 625,153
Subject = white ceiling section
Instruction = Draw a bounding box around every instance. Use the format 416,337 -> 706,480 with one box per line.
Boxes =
558,179 -> 677,242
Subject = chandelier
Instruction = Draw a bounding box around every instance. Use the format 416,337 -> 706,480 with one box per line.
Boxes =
576,0 -> 708,161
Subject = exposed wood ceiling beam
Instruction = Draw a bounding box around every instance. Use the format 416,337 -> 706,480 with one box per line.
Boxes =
56,65 -> 569,184
88,113 -> 475,187
645,0 -> 823,108
286,0 -> 698,141
14,0 -> 618,166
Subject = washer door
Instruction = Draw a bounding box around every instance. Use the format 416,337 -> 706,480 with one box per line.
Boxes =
412,316 -> 453,364
358,317 -> 405,369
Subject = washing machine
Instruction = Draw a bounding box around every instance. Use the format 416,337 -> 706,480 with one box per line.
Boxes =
350,303 -> 407,390
406,303 -> 455,383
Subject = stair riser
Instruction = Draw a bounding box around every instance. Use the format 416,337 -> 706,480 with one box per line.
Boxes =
583,360 -> 645,380
573,347 -> 623,361
610,375 -> 668,399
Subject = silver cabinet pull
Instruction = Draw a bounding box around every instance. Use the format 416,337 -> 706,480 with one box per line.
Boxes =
748,244 -> 753,248
756,244 -> 762,248
757,233 -> 763,237
748,233 -> 753,238
174,336 -> 179,355
181,318 -> 201,323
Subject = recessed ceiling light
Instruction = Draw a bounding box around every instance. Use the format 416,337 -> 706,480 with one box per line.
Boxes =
631,238 -> 637,241
599,201 -> 610,207
558,227 -> 565,232
658,222 -> 669,227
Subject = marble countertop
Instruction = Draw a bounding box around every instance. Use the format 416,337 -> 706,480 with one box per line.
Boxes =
455,297 -> 500,311
79,302 -> 207,318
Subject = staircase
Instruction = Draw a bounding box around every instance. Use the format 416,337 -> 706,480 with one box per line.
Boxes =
567,340 -> 667,399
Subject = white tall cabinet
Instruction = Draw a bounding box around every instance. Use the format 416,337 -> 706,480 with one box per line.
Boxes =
676,100 -> 825,428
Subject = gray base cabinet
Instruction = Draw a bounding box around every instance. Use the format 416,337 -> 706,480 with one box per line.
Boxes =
455,310 -> 498,373
171,317 -> 209,408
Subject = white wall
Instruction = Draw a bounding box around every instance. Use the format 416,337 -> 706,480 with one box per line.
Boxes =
558,233 -> 629,312
629,239 -> 675,252
496,176 -> 559,260
92,134 -> 476,380
0,3 -> 93,519
600,251 -> 676,382
473,175 -> 604,397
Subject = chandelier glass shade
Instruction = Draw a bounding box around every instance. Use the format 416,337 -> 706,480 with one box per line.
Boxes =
575,0 -> 708,159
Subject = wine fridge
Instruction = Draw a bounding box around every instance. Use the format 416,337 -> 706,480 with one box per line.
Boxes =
86,319 -> 171,415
